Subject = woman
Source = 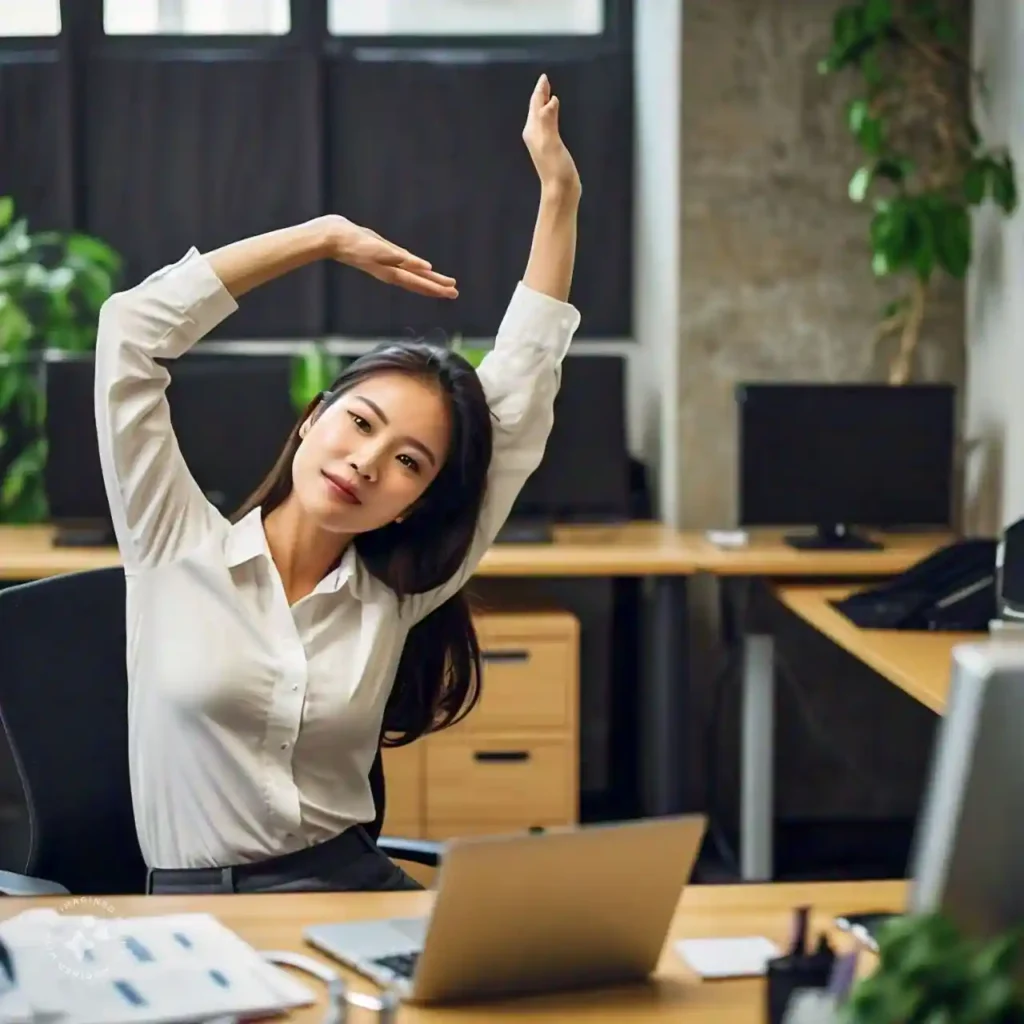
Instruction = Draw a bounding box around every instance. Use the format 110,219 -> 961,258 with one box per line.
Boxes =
94,74 -> 581,894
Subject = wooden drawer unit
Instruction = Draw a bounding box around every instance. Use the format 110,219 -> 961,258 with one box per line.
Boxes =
424,735 -> 576,838
380,607 -> 580,845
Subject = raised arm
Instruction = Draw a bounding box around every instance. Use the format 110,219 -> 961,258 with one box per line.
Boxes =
404,74 -> 582,622
95,218 -> 455,574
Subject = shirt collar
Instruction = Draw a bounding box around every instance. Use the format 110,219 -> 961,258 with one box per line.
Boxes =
223,506 -> 367,601
223,507 -> 266,569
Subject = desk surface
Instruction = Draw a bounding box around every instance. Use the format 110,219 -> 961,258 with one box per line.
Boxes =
692,530 -> 952,577
775,584 -> 984,713
0,524 -> 951,581
0,880 -> 905,1022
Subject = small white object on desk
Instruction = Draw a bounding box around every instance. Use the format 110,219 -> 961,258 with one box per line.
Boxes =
705,530 -> 749,549
676,936 -> 780,979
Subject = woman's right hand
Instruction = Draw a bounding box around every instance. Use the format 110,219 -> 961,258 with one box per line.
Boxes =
325,215 -> 458,300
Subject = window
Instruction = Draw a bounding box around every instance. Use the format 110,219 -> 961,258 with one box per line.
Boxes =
104,0 -> 290,36
0,0 -> 60,36
327,0 -> 603,37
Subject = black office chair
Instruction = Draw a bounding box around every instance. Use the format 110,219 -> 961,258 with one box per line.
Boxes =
0,567 -> 440,896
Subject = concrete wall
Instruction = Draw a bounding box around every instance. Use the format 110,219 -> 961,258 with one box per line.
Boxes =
965,0 -> 1024,533
676,0 -> 966,531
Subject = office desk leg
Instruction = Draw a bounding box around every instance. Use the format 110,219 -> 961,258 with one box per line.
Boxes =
741,633 -> 775,881
643,577 -> 689,817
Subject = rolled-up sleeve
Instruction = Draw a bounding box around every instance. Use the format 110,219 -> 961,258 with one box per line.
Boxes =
94,248 -> 239,574
402,281 -> 581,623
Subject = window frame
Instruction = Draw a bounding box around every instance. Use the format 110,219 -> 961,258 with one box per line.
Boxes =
6,0 -> 631,55
322,0 -> 629,51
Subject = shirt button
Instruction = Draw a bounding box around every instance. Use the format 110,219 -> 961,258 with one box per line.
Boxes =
280,742 -> 289,750
292,684 -> 299,692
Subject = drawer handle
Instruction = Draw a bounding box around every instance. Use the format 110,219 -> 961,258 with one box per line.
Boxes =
481,650 -> 530,664
473,750 -> 531,763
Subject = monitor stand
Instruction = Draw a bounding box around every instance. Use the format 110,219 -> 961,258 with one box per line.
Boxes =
52,522 -> 116,548
783,523 -> 882,551
496,518 -> 554,544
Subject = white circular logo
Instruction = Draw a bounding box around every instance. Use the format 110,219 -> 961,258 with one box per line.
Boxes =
45,897 -> 118,981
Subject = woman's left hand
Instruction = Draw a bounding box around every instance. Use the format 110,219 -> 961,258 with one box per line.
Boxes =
522,74 -> 581,200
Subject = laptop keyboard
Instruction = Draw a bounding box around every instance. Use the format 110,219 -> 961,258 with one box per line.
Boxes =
372,952 -> 420,979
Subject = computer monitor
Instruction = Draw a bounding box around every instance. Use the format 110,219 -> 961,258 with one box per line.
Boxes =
908,641 -> 1024,944
736,382 -> 955,551
45,352 -> 297,545
500,355 -> 631,542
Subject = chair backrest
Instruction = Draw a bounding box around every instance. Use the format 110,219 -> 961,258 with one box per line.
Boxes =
0,567 -> 389,894
0,568 -> 144,893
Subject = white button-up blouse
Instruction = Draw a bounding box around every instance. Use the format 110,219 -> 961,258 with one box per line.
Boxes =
93,248 -> 581,869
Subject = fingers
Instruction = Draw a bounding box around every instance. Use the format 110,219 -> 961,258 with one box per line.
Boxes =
386,266 -> 459,299
379,244 -> 433,272
410,267 -> 457,288
532,73 -> 550,108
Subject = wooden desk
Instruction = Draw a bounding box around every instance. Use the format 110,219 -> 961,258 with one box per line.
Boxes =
0,880 -> 905,1022
0,525 -> 952,582
775,584 -> 983,714
0,523 -> 701,581
689,530 -> 952,578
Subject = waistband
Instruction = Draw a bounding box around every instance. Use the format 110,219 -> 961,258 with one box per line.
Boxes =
146,825 -> 373,894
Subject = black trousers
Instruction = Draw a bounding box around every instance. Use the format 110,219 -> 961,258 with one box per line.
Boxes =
146,826 -> 423,895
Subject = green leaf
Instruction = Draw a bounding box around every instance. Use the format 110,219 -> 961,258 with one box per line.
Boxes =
1,438 -> 42,511
66,233 -> 122,275
934,202 -> 971,279
289,346 -> 342,414
833,4 -> 864,48
863,0 -> 892,33
964,158 -> 990,205
0,196 -> 13,229
860,48 -> 884,86
908,200 -> 937,281
847,98 -> 870,135
0,295 -> 34,354
0,366 -> 22,414
850,165 -> 875,203
0,218 -> 30,264
990,155 -> 1018,214
859,117 -> 885,155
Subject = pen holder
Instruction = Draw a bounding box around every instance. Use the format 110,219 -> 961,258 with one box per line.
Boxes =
765,952 -> 836,1024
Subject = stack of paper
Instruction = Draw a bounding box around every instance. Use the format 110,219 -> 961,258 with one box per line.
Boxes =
0,908 -> 315,1024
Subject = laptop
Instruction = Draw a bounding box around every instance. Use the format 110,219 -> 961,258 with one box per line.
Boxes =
304,814 -> 706,1005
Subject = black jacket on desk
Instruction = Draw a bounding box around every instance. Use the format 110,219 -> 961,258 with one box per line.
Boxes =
831,539 -> 997,632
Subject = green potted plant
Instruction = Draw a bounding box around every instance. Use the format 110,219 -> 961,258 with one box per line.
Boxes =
0,196 -> 122,521
819,0 -> 1018,384
290,344 -> 344,413
842,912 -> 1024,1024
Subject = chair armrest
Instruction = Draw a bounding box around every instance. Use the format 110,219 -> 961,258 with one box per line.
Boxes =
378,837 -> 444,867
0,870 -> 70,896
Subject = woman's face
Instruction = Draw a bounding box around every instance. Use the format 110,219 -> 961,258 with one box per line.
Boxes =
291,371 -> 452,535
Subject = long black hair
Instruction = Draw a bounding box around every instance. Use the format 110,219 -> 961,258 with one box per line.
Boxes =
234,341 -> 494,748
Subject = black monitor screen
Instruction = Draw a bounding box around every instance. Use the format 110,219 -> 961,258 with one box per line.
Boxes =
736,382 -> 955,530
46,354 -> 297,524
512,355 -> 631,522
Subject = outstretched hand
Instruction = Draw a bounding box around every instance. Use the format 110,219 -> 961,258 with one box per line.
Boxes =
522,74 -> 581,198
328,217 -> 458,300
